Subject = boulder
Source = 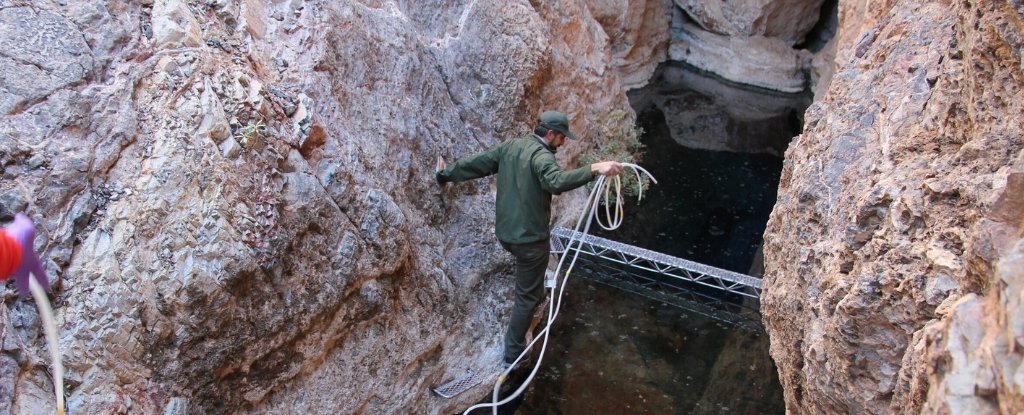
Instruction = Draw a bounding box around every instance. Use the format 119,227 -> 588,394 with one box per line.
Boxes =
0,0 -> 650,413
151,0 -> 202,49
669,8 -> 812,93
762,0 -> 1024,412
673,0 -> 826,45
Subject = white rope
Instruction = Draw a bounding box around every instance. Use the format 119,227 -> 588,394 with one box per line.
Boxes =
29,277 -> 64,415
463,163 -> 657,414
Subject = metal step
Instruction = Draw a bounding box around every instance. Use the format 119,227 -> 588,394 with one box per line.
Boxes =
433,370 -> 486,399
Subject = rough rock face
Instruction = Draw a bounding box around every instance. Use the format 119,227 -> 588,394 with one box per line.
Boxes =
0,6 -> 94,115
668,0 -> 829,93
762,0 -> 1024,413
0,0 -> 653,413
587,0 -> 673,90
674,0 -> 825,45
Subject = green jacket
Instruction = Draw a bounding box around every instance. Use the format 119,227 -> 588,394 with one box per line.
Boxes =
437,135 -> 595,244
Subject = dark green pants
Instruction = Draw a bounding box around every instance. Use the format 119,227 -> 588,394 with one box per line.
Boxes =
499,238 -> 550,363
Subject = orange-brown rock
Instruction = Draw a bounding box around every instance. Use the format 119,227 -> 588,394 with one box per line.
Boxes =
762,0 -> 1024,413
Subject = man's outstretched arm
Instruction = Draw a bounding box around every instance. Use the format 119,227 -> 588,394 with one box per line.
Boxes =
436,147 -> 501,184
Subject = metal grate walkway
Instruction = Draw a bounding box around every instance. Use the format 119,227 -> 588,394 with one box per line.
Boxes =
433,370 -> 485,398
550,227 -> 763,298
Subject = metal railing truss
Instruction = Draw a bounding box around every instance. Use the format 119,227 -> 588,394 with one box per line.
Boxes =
551,227 -> 762,299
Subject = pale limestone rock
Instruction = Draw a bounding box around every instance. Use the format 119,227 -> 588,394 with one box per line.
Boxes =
587,0 -> 673,90
157,56 -> 179,74
220,137 -> 242,159
163,397 -> 189,415
239,0 -> 267,40
195,80 -> 231,144
810,34 -> 839,98
669,9 -> 812,93
14,370 -> 58,415
673,0 -> 826,45
152,0 -> 202,49
290,94 -> 310,139
926,244 -> 963,272
209,0 -> 239,28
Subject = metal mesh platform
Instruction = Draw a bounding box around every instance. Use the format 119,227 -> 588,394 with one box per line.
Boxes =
433,370 -> 487,399
574,258 -> 764,332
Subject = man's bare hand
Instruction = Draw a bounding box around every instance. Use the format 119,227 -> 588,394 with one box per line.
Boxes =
436,155 -> 447,172
590,161 -> 624,177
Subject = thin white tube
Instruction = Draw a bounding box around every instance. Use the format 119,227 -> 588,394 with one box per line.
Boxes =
29,277 -> 64,415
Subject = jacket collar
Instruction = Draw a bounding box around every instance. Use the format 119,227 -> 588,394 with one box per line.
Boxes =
532,134 -> 557,153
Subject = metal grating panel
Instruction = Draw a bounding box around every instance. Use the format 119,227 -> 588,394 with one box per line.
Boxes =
433,371 -> 486,399
574,258 -> 765,332
549,235 -> 566,254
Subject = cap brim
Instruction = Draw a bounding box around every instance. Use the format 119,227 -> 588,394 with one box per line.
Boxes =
563,130 -> 577,140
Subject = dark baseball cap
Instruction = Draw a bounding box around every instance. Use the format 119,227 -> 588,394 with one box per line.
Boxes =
538,111 -> 576,140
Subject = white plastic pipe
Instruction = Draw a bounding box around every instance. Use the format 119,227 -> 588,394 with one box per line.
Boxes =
28,277 -> 64,415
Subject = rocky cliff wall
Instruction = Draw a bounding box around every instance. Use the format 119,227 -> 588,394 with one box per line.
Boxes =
643,0 -> 830,155
762,0 -> 1024,413
668,0 -> 829,93
0,0 -> 662,413
587,0 -> 673,90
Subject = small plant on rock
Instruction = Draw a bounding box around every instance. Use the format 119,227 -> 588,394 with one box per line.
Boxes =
580,109 -> 649,205
234,119 -> 266,150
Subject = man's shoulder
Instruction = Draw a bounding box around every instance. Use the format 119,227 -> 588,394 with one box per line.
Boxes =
513,135 -> 554,153
500,135 -> 540,152
509,134 -> 540,144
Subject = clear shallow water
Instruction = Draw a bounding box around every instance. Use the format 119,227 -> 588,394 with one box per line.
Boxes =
593,106 -> 784,275
508,120 -> 790,413
519,276 -> 784,414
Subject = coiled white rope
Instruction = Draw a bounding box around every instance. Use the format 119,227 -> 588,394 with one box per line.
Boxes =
463,162 -> 656,415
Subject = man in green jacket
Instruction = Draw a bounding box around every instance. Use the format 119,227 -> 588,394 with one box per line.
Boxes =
436,110 -> 623,368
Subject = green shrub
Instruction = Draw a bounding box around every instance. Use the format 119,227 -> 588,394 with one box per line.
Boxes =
234,120 -> 266,150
